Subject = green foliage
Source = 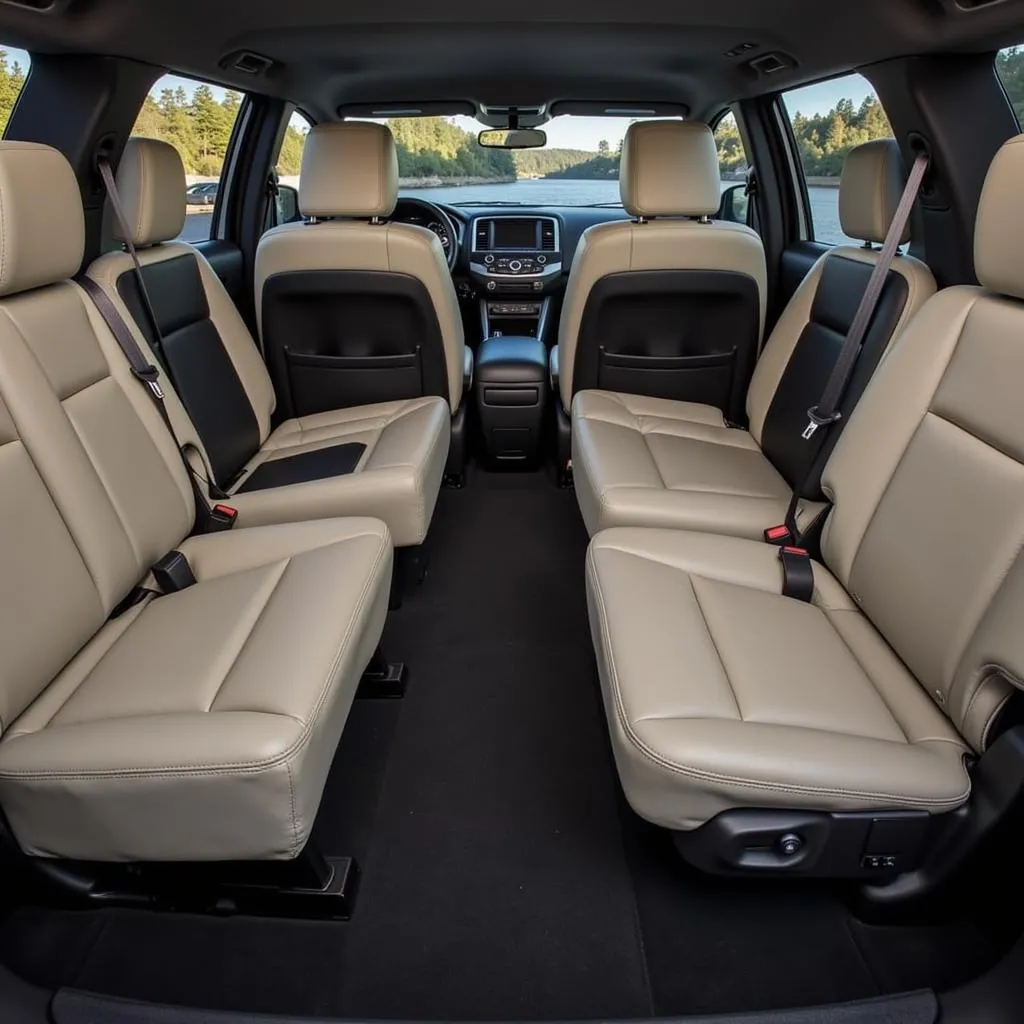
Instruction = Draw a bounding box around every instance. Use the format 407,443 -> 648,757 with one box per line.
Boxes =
388,117 -> 516,179
997,46 -> 1024,125
513,147 -> 597,177
788,95 -> 893,177
128,84 -> 254,176
0,50 -> 27,135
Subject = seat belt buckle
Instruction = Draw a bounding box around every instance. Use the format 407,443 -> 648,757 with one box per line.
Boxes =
764,524 -> 793,546
151,550 -> 197,594
779,545 -> 814,603
209,503 -> 238,532
133,363 -> 165,401
802,406 -> 841,441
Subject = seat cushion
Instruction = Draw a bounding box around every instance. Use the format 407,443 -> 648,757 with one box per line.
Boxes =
226,397 -> 450,547
573,390 -> 792,538
0,518 -> 392,862
586,528 -> 971,832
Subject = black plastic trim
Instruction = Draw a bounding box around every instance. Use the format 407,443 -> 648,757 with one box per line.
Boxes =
261,270 -> 449,418
571,270 -> 760,423
235,443 -> 366,493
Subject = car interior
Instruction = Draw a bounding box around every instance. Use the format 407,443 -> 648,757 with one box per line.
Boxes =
1,1 -> 1024,1023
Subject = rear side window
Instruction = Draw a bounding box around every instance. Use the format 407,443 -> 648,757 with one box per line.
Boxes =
0,46 -> 30,136
996,47 -> 1024,127
780,75 -> 893,246
132,74 -> 246,243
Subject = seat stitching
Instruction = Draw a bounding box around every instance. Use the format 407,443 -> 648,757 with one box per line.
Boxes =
207,557 -> 291,712
688,576 -> 743,721
590,548 -> 970,808
286,759 -> 300,856
0,531 -> 391,781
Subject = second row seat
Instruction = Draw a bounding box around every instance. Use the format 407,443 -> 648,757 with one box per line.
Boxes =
86,136 -> 449,548
572,138 -> 936,540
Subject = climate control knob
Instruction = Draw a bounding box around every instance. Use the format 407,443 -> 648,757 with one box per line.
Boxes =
484,254 -> 495,265
537,254 -> 547,265
509,260 -> 522,272
486,281 -> 496,291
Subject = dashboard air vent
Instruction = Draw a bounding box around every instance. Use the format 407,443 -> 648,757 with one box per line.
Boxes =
540,221 -> 557,251
475,221 -> 491,251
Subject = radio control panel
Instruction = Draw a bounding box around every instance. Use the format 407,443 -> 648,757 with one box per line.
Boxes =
469,216 -> 563,294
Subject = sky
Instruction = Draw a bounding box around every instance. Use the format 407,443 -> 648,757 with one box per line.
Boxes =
1,43 -> 875,152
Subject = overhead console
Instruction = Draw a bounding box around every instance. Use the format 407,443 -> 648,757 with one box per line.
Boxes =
469,216 -> 564,342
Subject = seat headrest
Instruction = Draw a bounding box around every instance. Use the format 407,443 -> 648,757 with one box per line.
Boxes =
0,142 -> 84,297
619,121 -> 721,219
975,133 -> 1024,301
299,122 -> 399,219
839,139 -> 911,246
113,138 -> 187,247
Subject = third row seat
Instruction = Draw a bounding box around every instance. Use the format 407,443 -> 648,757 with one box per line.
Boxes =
572,137 -> 936,540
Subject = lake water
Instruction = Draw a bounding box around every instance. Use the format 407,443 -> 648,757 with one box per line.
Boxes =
401,178 -> 855,246
180,178 -> 853,246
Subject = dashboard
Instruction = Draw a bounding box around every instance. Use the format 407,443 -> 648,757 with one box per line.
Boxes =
388,199 -> 632,344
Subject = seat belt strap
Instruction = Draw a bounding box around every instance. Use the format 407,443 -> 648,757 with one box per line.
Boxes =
77,275 -> 234,533
802,153 -> 929,442
779,546 -> 814,603
96,157 -> 177,384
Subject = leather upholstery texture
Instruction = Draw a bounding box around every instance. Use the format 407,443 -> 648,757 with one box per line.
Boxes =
586,529 -> 971,830
0,142 -> 85,296
114,137 -> 188,246
0,143 -> 394,861
299,122 -> 399,219
973,133 -> 1024,301
256,219 -> 467,414
572,246 -> 935,539
89,239 -> 449,546
585,134 -> 1024,830
838,138 -> 912,245
619,121 -> 721,218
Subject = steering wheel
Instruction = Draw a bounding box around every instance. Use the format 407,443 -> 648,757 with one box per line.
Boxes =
391,197 -> 459,272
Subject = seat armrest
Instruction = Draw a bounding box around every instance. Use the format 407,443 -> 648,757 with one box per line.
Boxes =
464,347 -> 474,391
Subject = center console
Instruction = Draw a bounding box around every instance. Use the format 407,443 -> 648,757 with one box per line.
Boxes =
474,335 -> 549,466
468,216 -> 563,343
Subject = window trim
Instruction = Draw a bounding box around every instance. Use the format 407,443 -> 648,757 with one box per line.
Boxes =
773,97 -> 812,242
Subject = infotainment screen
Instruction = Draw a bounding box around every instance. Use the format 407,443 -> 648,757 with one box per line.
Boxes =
492,219 -> 539,250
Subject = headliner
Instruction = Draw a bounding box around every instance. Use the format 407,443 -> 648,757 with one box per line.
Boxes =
1,0 -> 1022,120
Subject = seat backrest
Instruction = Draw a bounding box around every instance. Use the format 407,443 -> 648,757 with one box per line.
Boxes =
87,137 -> 278,491
556,120 -> 767,420
0,142 -> 193,729
745,139 -> 936,498
255,122 -> 466,417
821,133 -> 1024,754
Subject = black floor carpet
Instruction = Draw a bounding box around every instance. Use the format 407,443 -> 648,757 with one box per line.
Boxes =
0,468 -> 1000,1019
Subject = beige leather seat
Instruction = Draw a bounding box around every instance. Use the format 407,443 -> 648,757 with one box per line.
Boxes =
574,139 -> 936,539
586,133 -> 1024,837
87,137 -> 449,548
555,120 -> 768,424
0,141 -> 392,863
255,122 -> 469,424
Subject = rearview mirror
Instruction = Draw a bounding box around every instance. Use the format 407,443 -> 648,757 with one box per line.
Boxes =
477,128 -> 547,149
275,183 -> 300,225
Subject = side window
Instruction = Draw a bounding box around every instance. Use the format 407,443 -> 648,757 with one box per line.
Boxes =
0,46 -> 30,136
714,111 -> 750,225
272,111 -> 310,225
781,75 -> 893,246
996,47 -> 1024,127
131,74 -> 245,243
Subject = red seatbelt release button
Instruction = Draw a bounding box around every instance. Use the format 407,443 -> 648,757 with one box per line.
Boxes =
764,524 -> 792,546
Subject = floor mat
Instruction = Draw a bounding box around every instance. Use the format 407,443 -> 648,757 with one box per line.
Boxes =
0,468 -> 1001,1019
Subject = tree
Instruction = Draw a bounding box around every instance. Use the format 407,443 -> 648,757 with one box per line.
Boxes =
597,139 -> 610,156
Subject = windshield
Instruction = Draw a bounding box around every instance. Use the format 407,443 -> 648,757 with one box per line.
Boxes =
388,115 -> 699,207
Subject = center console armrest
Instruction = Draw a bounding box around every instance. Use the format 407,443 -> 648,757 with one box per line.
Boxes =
549,345 -> 559,392
463,347 -> 474,391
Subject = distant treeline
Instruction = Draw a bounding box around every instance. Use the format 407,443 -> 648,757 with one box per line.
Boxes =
0,47 -> 1021,182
